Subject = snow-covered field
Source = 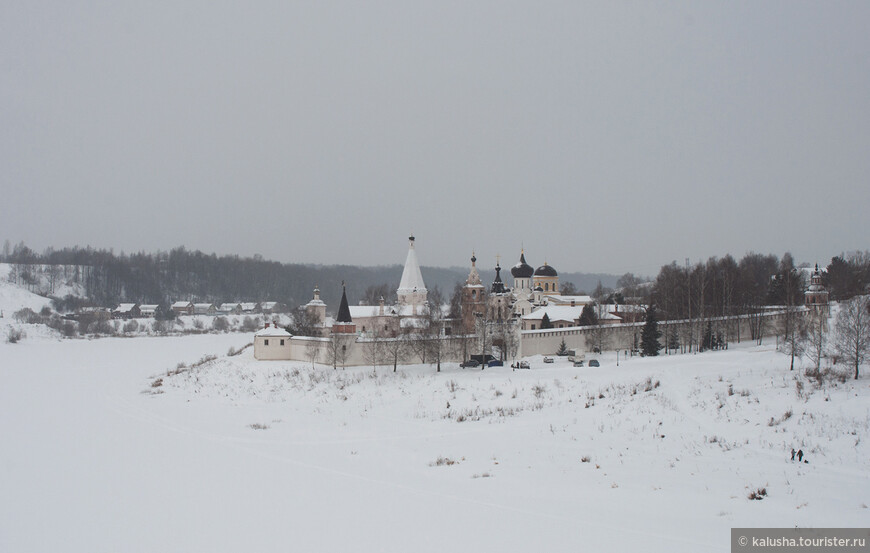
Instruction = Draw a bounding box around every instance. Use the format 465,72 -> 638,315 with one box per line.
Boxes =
2,330 -> 868,553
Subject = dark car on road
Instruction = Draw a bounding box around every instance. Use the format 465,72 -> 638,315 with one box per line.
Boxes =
460,359 -> 480,368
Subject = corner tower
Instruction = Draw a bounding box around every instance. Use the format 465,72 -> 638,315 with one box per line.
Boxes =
332,282 -> 356,335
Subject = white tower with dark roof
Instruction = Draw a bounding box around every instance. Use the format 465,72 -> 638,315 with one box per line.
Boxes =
397,235 -> 428,314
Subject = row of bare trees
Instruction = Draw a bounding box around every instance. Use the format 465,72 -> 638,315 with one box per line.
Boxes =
650,253 -> 806,351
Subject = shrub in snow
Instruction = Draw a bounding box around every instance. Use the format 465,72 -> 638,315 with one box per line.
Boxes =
429,457 -> 458,466
6,328 -> 23,343
748,487 -> 767,500
92,320 -> 114,336
241,316 -> 259,332
13,308 -> 40,324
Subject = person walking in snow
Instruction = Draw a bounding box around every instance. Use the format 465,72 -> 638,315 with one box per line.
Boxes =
797,449 -> 803,462
791,448 -> 796,461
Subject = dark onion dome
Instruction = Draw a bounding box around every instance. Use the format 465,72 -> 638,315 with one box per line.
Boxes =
511,251 -> 534,278
534,262 -> 558,277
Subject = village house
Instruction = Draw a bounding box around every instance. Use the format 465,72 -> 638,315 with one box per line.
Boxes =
218,303 -> 242,315
112,303 -> 140,319
171,301 -> 194,316
193,303 -> 217,316
260,301 -> 286,314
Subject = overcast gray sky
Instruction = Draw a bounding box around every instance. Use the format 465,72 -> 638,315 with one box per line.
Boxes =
2,1 -> 868,275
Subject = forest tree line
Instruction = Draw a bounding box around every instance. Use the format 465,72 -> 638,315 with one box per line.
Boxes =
0,241 -> 620,310
3,241 -> 866,319
649,251 -> 870,322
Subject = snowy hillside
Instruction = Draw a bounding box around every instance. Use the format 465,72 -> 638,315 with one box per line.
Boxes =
1,333 -> 867,553
0,264 -> 53,316
0,264 -> 56,341
0,262 -> 86,299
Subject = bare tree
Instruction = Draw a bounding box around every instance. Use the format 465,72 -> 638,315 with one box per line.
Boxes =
782,310 -> 807,371
804,311 -> 826,371
305,338 -> 323,369
834,296 -> 870,379
497,320 -> 520,362
474,313 -> 494,363
383,333 -> 410,372
361,334 -> 385,370
451,332 -> 473,366
588,322 -> 610,354
560,281 -> 578,296
407,322 -> 430,365
324,333 -> 351,370
419,292 -> 449,372
361,283 -> 394,305
290,306 -> 320,337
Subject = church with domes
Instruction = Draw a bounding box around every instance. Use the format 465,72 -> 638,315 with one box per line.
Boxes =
458,249 -> 594,333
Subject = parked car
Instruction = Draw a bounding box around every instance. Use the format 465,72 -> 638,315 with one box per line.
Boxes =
487,360 -> 504,367
460,359 -> 480,368
543,356 -> 554,363
512,361 -> 531,370
573,360 -> 585,367
588,359 -> 600,367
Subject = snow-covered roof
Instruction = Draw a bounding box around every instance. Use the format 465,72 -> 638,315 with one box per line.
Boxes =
522,305 -> 585,323
172,301 -> 192,308
193,303 -> 214,309
255,325 -> 291,338
596,311 -> 622,321
349,305 -> 396,318
261,302 -> 278,309
114,303 -> 137,313
240,302 -> 259,311
305,299 -> 326,307
219,303 -> 241,311
397,236 -> 427,294
139,304 -> 158,311
545,295 -> 594,306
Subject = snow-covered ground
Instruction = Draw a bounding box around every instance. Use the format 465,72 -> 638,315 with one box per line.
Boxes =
1,331 -> 868,553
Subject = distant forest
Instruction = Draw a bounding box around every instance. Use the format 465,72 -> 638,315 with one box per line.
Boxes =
0,242 -> 619,311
